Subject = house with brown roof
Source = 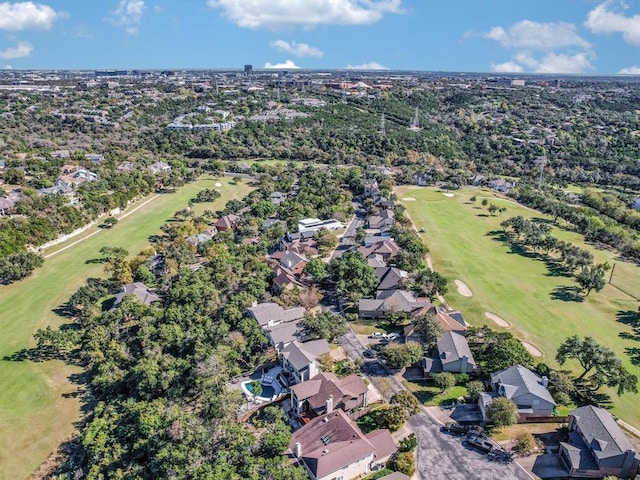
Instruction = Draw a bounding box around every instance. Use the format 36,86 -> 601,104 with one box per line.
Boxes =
282,340 -> 330,385
290,372 -> 368,417
359,290 -> 432,319
215,214 -> 240,231
280,251 -> 308,276
272,266 -> 307,293
404,307 -> 468,340
357,239 -> 400,261
289,409 -> 396,480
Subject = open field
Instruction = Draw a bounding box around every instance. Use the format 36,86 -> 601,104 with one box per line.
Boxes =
0,176 -> 252,480
397,186 -> 640,426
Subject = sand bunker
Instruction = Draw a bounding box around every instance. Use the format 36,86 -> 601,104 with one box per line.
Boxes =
214,182 -> 222,187
455,280 -> 473,297
442,192 -> 454,198
485,312 -> 510,328
402,197 -> 417,201
522,341 -> 543,358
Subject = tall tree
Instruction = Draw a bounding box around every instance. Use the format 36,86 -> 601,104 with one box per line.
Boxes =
328,251 -> 377,302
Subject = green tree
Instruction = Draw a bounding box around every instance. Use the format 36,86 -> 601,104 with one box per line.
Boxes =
391,391 -> 420,415
466,381 -> 485,402
393,451 -> 416,476
249,380 -> 262,402
513,430 -> 536,455
575,262 -> 610,296
300,311 -> 348,343
373,405 -> 407,431
303,258 -> 328,283
328,251 -> 377,301
487,397 -> 518,426
380,342 -> 423,369
413,313 -> 444,350
432,372 -> 456,393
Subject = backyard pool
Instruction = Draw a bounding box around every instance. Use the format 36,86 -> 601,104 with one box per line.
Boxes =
245,382 -> 276,399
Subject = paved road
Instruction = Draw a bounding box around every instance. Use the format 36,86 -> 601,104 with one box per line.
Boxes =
410,411 -> 532,480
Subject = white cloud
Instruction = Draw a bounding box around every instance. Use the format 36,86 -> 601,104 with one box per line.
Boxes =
481,20 -> 590,50
0,1 -> 62,31
4,64 -> 13,69
0,40 -> 33,59
491,51 -> 594,74
490,61 -> 523,73
345,61 -> 387,70
585,1 -> 640,46
108,0 -> 145,35
270,39 -> 323,58
153,4 -> 164,13
618,65 -> 640,74
208,0 -> 402,29
264,59 -> 300,69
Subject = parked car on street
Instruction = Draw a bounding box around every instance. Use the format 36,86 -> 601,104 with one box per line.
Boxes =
466,433 -> 494,454
442,422 -> 469,436
363,349 -> 377,359
368,332 -> 384,339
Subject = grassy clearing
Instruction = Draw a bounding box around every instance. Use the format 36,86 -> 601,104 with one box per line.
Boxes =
0,175 -> 252,480
403,380 -> 468,406
397,186 -> 640,426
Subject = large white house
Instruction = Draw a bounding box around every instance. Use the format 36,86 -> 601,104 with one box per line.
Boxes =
297,218 -> 342,234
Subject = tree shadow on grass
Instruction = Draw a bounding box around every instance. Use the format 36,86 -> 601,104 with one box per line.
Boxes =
625,347 -> 640,367
550,286 -> 584,302
84,257 -> 106,265
616,310 -> 640,341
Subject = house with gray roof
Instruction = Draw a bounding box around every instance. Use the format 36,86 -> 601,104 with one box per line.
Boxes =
0,197 -> 15,215
632,197 -> 640,211
359,290 -> 432,319
368,208 -> 395,230
265,319 -> 303,352
375,266 -> 409,291
270,191 -> 287,205
112,282 -> 160,309
282,339 -> 330,385
289,409 -> 396,480
488,178 -> 515,193
557,405 -> 640,479
422,331 -> 478,377
148,161 -> 172,174
479,364 -> 555,422
246,302 -> 306,329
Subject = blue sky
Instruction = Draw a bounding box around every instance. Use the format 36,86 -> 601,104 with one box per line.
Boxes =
0,0 -> 639,74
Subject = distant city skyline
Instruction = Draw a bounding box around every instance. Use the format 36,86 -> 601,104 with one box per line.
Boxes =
0,0 -> 639,74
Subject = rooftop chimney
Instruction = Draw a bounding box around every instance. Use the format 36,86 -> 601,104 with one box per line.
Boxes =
326,395 -> 334,414
541,376 -> 549,388
295,442 -> 302,459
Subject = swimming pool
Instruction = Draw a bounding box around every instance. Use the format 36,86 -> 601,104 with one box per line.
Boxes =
245,382 -> 275,398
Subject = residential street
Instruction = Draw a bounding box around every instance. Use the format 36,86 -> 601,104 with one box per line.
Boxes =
410,411 -> 532,480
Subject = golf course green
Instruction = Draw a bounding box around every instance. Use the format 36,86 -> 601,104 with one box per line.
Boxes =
398,186 -> 640,426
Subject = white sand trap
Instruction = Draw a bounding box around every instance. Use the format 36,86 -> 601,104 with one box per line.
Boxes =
485,312 -> 510,328
442,192 -> 454,198
402,197 -> 417,201
455,280 -> 473,297
214,182 -> 222,187
522,341 -> 543,358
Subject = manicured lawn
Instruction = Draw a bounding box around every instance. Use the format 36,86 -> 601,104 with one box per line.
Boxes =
402,380 -> 468,406
397,186 -> 640,426
0,175 -> 252,479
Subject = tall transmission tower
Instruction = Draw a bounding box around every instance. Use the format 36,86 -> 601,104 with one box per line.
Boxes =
380,113 -> 386,135
409,107 -> 421,130
536,156 -> 547,191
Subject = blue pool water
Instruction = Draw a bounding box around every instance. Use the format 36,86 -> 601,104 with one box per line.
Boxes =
246,382 -> 275,398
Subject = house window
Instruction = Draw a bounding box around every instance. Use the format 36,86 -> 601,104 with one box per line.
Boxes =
532,399 -> 539,405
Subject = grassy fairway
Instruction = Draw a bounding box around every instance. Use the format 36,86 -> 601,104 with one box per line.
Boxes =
0,176 -> 252,480
397,186 -> 640,426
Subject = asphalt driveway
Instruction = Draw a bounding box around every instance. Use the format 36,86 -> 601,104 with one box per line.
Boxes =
410,410 -> 533,480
